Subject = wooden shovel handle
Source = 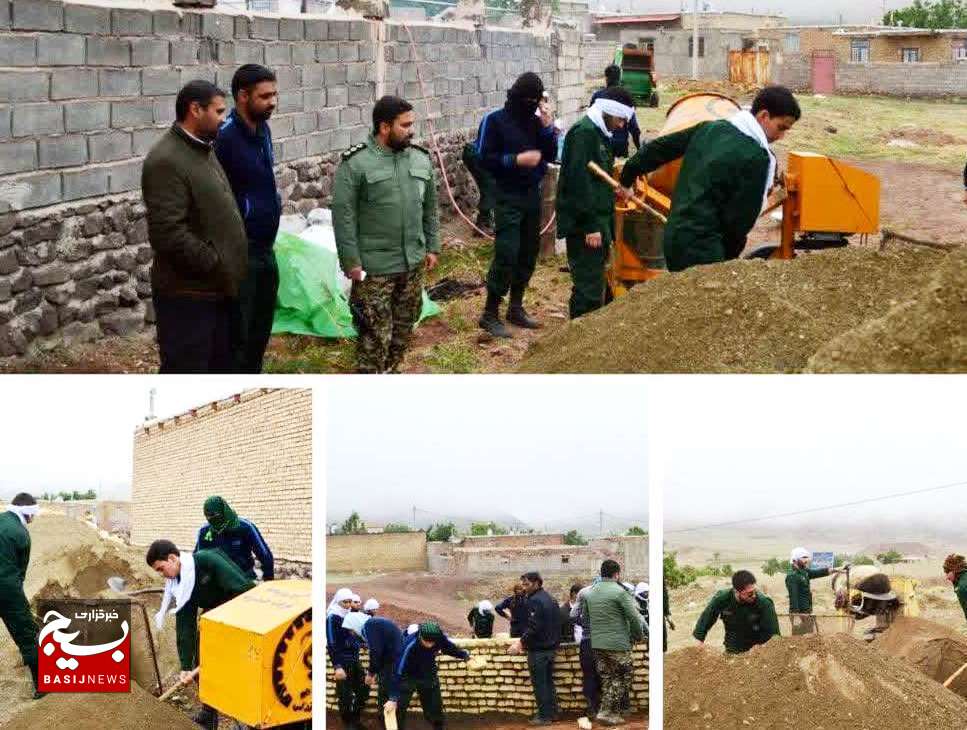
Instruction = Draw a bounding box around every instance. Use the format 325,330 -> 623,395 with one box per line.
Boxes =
943,660 -> 967,688
158,667 -> 199,701
587,161 -> 668,224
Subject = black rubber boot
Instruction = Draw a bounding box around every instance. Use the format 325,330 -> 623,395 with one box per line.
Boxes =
192,705 -> 218,729
478,292 -> 511,338
507,289 -> 541,329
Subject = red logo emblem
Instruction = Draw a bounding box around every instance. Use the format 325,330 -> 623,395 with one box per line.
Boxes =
37,600 -> 131,693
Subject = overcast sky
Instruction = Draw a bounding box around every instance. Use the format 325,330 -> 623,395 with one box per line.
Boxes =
327,379 -> 648,527
0,378 -> 253,500
594,0 -> 908,24
660,378 -> 967,529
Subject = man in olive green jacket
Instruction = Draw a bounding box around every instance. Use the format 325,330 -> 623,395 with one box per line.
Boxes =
619,86 -> 800,271
0,494 -> 41,698
148,539 -> 255,728
786,547 -> 840,635
332,96 -> 441,374
944,554 -> 967,622
142,81 -> 248,374
556,87 -> 635,319
584,560 -> 645,726
693,570 -> 780,654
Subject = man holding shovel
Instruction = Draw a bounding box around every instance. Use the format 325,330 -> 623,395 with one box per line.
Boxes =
556,86 -> 635,319
0,493 -> 41,699
147,539 -> 254,728
341,611 -> 405,729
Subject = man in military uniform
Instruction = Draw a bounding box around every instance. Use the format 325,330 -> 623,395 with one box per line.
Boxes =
332,95 -> 441,374
619,86 -> 801,271
944,554 -> 967,622
0,493 -> 41,698
556,87 -> 635,319
786,547 -> 841,635
693,570 -> 780,654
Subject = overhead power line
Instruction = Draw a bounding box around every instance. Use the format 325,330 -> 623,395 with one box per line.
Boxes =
666,478 -> 967,535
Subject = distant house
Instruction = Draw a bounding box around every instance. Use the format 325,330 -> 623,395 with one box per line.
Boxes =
591,11 -> 785,46
833,27 -> 967,64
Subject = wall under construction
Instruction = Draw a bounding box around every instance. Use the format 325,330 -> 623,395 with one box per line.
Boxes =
0,0 -> 587,357
131,388 -> 312,564
326,637 -> 648,716
327,531 -> 428,573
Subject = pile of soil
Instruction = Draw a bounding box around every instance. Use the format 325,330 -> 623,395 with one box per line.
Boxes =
665,634 -> 967,730
518,246 -> 952,373
0,514 -> 180,720
807,247 -> 966,372
878,616 -> 967,697
4,683 -> 199,730
883,127 -> 966,147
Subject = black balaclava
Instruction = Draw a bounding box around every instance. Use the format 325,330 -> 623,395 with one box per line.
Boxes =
505,72 -> 544,121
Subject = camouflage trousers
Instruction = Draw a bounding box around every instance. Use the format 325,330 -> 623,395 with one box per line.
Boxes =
349,266 -> 424,374
593,649 -> 634,718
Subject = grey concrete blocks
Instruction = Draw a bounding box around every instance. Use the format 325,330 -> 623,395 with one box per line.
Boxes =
108,160 -> 142,194
0,71 -> 49,103
315,42 -> 339,63
250,16 -> 279,41
279,17 -> 304,41
305,18 -> 328,41
88,131 -> 131,163
0,33 -> 36,65
131,38 -> 170,67
87,37 -> 130,66
132,127 -> 164,156
11,0 -> 62,31
141,68 -> 181,96
234,40 -> 264,65
111,8 -> 152,36
64,101 -> 109,133
0,140 -> 36,175
98,69 -> 141,97
51,69 -> 98,100
12,103 -> 63,137
111,100 -> 154,128
264,42 -> 291,67
170,38 -> 201,66
38,135 -> 87,168
201,13 -> 233,41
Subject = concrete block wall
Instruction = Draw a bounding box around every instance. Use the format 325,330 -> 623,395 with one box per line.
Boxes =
583,39 -> 613,80
326,638 -> 648,716
131,388 -> 312,563
0,1 -> 587,356
776,52 -> 967,97
775,53 -> 811,92
326,531 -> 428,573
652,29 -> 743,81
462,533 -> 566,549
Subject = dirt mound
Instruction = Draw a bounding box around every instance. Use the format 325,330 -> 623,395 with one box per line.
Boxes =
665,634 -> 967,730
878,616 -> 967,697
807,247 -> 967,372
378,601 -> 464,635
884,127 -> 966,147
0,514 -> 179,720
518,246 -> 949,373
4,683 -> 199,730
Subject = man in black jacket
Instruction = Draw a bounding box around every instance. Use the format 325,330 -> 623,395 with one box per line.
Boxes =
511,571 -> 561,726
476,72 -> 559,338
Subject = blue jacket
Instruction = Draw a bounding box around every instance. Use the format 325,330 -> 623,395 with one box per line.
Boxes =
360,616 -> 405,687
476,108 -> 558,197
393,631 -> 468,696
520,588 -> 562,652
496,594 -> 530,638
589,87 -> 642,158
215,109 -> 281,248
326,612 -> 364,670
195,518 -> 274,581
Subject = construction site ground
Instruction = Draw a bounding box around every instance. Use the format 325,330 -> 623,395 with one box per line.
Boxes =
664,533 -> 967,728
3,90 -> 964,374
1,512 -> 240,728
324,710 -> 647,729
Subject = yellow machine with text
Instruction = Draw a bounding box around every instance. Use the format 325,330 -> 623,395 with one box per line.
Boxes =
199,579 -> 312,728
607,92 -> 881,298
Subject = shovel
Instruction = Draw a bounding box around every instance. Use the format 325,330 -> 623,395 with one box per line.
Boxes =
158,667 -> 199,701
106,577 -> 164,695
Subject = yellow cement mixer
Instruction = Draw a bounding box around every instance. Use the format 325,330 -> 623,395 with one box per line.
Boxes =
829,566 -> 920,637
606,92 -> 881,298
199,579 -> 312,728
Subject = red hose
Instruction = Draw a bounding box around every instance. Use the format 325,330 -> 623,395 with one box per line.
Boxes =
399,22 -> 557,242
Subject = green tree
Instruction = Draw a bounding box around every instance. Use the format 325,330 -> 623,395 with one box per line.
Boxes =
564,529 -> 587,546
427,522 -> 456,542
877,550 -> 904,565
627,526 -> 646,536
470,521 -> 508,536
761,557 -> 785,577
664,552 -> 700,589
383,523 -> 412,533
885,0 -> 967,28
340,511 -> 367,535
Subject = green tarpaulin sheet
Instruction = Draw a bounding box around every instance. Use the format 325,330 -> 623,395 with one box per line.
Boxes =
271,231 -> 440,339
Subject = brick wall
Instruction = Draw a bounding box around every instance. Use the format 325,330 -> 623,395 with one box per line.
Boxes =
583,39 -> 613,79
0,0 -> 587,356
462,534 -> 565,549
326,638 -> 648,716
131,388 -> 312,564
326,532 -> 428,573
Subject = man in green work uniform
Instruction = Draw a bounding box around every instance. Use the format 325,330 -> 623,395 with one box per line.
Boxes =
693,570 -> 780,654
786,547 -> 841,635
556,87 -> 636,319
944,554 -> 967,622
0,493 -> 41,698
619,85 -> 801,271
148,539 -> 255,729
332,95 -> 441,374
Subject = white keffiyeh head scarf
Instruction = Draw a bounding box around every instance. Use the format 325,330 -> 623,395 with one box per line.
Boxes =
729,109 -> 778,210
154,551 -> 195,630
587,97 -> 635,139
